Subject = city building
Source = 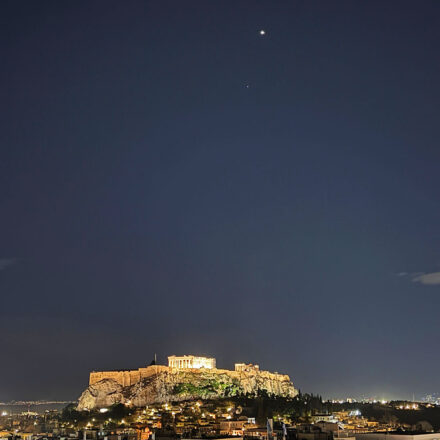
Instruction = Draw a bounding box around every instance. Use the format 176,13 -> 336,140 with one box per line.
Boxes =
356,434 -> 440,440
246,426 -> 271,439
311,415 -> 338,424
295,424 -> 333,440
220,420 -> 248,436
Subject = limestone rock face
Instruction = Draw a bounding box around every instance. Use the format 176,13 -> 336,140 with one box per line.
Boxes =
77,367 -> 297,410
77,379 -> 125,410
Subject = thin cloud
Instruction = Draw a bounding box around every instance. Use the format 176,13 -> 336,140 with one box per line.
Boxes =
412,272 -> 440,285
0,258 -> 17,271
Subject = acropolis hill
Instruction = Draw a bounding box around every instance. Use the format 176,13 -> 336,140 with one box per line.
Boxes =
77,355 -> 297,410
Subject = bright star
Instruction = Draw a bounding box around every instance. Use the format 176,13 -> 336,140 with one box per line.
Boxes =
260,29 -> 266,35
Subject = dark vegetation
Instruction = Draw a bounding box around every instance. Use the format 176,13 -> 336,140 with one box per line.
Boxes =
173,378 -> 241,397
62,402 -> 133,427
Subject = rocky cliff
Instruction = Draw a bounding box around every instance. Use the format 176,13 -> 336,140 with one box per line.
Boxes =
77,366 -> 297,410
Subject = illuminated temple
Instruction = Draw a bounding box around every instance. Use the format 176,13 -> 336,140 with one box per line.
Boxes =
168,355 -> 216,369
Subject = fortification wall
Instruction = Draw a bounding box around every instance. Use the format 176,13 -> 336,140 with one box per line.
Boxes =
90,365 -> 169,386
90,365 -> 290,387
90,370 -> 139,386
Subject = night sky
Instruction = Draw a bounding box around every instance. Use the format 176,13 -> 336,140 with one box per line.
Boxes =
2,1 -> 440,402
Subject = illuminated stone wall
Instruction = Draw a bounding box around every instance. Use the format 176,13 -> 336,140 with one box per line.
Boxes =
235,363 -> 260,372
89,365 -> 168,386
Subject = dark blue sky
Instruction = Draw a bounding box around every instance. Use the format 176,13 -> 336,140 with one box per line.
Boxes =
2,0 -> 440,401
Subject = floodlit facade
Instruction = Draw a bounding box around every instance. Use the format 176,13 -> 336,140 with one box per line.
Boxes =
168,355 -> 216,369
235,363 -> 260,372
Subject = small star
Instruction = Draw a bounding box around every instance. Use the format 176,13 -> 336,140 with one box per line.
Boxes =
245,84 -> 250,89
259,29 -> 266,36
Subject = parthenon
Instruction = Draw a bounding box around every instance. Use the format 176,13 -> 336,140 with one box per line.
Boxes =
168,355 -> 216,369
